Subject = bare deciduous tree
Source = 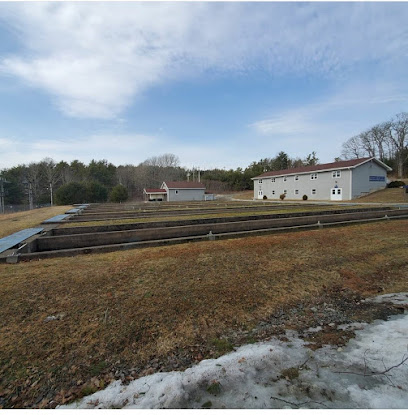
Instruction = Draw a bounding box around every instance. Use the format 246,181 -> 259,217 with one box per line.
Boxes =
359,130 -> 377,158
341,136 -> 365,159
390,112 -> 408,178
25,162 -> 42,205
340,113 -> 408,177
40,158 -> 61,205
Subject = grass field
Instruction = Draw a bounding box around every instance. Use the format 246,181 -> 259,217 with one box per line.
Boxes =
0,206 -> 71,239
1,218 -> 407,408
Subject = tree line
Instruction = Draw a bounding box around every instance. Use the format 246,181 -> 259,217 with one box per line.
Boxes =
201,151 -> 319,192
341,112 -> 408,178
0,155 -> 186,207
0,151 -> 320,207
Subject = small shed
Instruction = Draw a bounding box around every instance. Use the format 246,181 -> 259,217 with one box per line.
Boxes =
161,181 -> 206,202
143,188 -> 167,202
143,181 -> 208,202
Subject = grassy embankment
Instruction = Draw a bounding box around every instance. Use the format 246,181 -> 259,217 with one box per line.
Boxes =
356,187 -> 408,203
0,206 -> 71,239
0,218 -> 407,407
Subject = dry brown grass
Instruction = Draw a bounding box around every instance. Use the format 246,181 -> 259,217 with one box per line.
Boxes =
356,188 -> 408,203
0,219 -> 407,407
0,206 -> 71,238
231,190 -> 254,200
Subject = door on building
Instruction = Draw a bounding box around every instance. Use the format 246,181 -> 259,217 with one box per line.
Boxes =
330,188 -> 342,201
258,190 -> 263,199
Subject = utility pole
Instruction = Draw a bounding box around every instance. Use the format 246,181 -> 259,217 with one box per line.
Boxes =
0,176 -> 10,214
28,182 -> 33,210
0,177 -> 4,214
23,179 -> 34,210
50,182 -> 53,206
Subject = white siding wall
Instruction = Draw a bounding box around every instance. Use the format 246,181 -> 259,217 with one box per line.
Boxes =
167,189 -> 205,202
351,160 -> 388,198
254,169 -> 352,201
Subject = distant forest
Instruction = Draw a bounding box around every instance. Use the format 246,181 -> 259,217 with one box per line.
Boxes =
0,152 -> 321,206
1,112 -> 407,206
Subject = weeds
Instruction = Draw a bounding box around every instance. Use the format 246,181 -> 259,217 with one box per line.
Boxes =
206,381 -> 222,396
212,338 -> 234,354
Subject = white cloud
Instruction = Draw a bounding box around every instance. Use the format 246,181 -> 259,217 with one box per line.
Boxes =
0,2 -> 407,119
251,113 -> 315,136
249,80 -> 408,162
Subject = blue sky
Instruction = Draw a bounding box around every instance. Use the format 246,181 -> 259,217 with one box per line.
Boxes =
0,2 -> 407,170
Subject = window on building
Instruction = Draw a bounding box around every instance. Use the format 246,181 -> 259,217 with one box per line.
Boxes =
284,189 -> 287,194
294,189 -> 299,195
175,190 -> 179,194
332,170 -> 341,178
272,190 -> 275,195
271,178 -> 276,182
258,179 -> 263,184
311,189 -> 316,195
283,176 -> 287,182
310,173 -> 318,180
294,175 -> 299,181
332,189 -> 336,195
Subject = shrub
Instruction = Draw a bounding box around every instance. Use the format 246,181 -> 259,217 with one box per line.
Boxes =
55,182 -> 87,205
86,181 -> 108,202
302,194 -> 308,201
262,195 -> 268,200
387,180 -> 406,188
279,193 -> 286,200
55,181 -> 108,204
110,184 -> 129,203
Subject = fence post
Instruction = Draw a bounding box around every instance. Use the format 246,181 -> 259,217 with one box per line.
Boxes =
208,231 -> 215,241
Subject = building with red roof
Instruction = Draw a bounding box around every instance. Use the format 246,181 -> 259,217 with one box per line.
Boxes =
252,157 -> 392,201
143,181 -> 208,202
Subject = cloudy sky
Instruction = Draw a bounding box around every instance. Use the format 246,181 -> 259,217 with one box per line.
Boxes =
0,2 -> 407,170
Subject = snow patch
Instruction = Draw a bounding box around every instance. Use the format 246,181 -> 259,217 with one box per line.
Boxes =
59,294 -> 408,409
364,292 -> 408,306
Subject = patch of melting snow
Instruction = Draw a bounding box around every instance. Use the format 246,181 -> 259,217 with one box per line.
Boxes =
337,322 -> 368,331
306,325 -> 323,333
59,293 -> 408,409
364,292 -> 408,305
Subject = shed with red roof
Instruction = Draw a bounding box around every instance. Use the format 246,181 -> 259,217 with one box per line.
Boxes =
143,181 -> 207,202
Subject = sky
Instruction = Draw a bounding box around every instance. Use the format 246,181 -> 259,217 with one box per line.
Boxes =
0,1 -> 408,171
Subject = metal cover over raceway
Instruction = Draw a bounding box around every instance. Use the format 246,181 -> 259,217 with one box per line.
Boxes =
42,214 -> 71,223
0,228 -> 44,254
